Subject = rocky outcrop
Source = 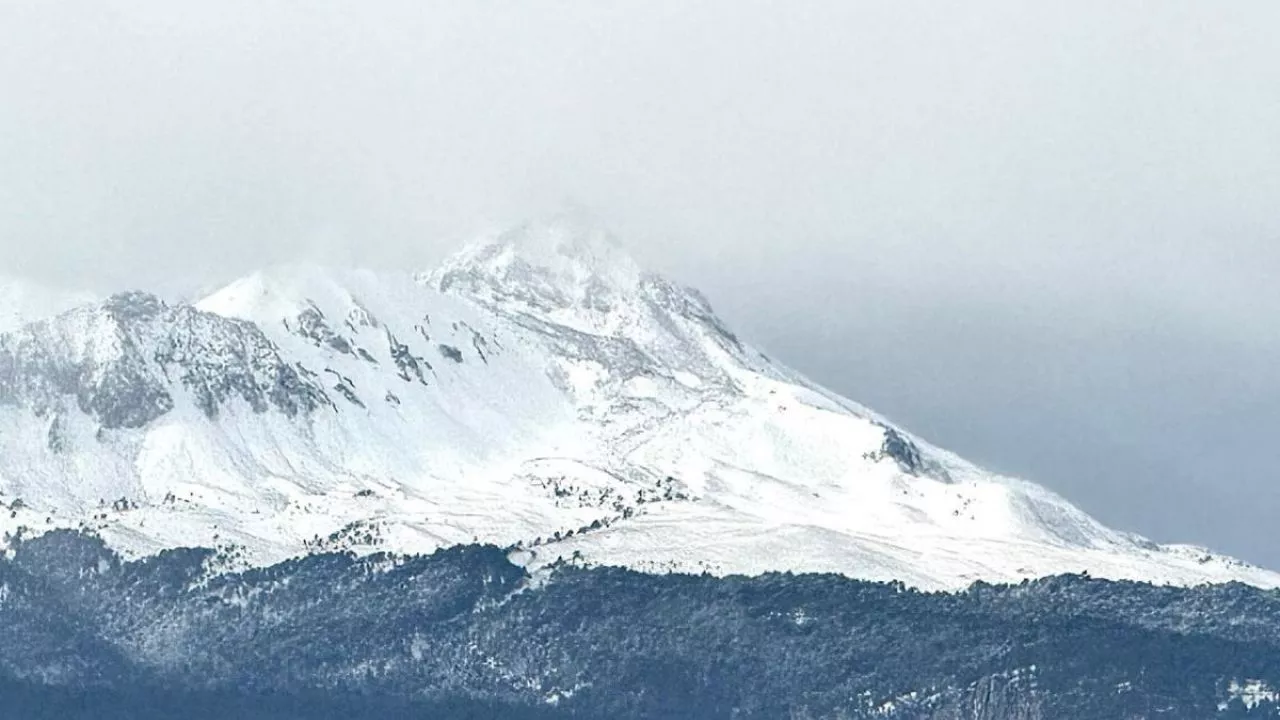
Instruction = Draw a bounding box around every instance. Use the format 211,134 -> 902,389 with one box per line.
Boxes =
0,292 -> 328,429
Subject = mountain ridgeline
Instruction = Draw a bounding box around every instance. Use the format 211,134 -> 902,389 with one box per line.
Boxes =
0,291 -> 327,429
0,216 -> 1273,590
1,530 -> 1279,720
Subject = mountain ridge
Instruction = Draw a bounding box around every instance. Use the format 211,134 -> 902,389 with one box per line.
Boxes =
0,219 -> 1274,590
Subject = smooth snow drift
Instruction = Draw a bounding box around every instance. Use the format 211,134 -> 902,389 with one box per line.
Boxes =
0,216 -> 1274,590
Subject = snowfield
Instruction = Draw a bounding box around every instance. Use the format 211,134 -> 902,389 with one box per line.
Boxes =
1,216 -> 1275,590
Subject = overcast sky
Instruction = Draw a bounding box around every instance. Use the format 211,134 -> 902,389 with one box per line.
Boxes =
2,1 -> 1278,567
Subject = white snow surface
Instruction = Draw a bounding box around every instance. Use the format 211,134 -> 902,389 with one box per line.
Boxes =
0,275 -> 96,333
1,215 -> 1276,591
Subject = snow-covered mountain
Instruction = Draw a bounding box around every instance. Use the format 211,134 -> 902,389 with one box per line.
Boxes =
0,217 -> 1274,590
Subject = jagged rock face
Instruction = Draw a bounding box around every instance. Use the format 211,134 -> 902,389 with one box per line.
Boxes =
926,673 -> 1044,720
0,291 -> 327,429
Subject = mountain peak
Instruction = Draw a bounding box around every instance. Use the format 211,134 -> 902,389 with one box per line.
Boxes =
439,213 -> 642,287
503,209 -> 635,267
427,214 -> 651,333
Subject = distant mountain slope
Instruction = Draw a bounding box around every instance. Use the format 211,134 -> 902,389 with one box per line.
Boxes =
0,216 -> 1274,590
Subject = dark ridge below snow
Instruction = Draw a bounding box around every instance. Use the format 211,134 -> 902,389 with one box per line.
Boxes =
1,530 -> 1278,719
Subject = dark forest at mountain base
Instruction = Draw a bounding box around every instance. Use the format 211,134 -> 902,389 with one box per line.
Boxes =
2,531 -> 1279,719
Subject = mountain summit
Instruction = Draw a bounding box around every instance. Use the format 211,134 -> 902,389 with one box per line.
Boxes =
437,212 -> 644,297
0,220 -> 1274,590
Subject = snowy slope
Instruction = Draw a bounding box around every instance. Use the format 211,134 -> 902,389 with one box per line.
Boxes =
0,275 -> 96,333
0,216 -> 1275,590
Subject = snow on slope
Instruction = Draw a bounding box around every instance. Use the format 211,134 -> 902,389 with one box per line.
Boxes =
0,216 -> 1275,590
0,275 -> 96,333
